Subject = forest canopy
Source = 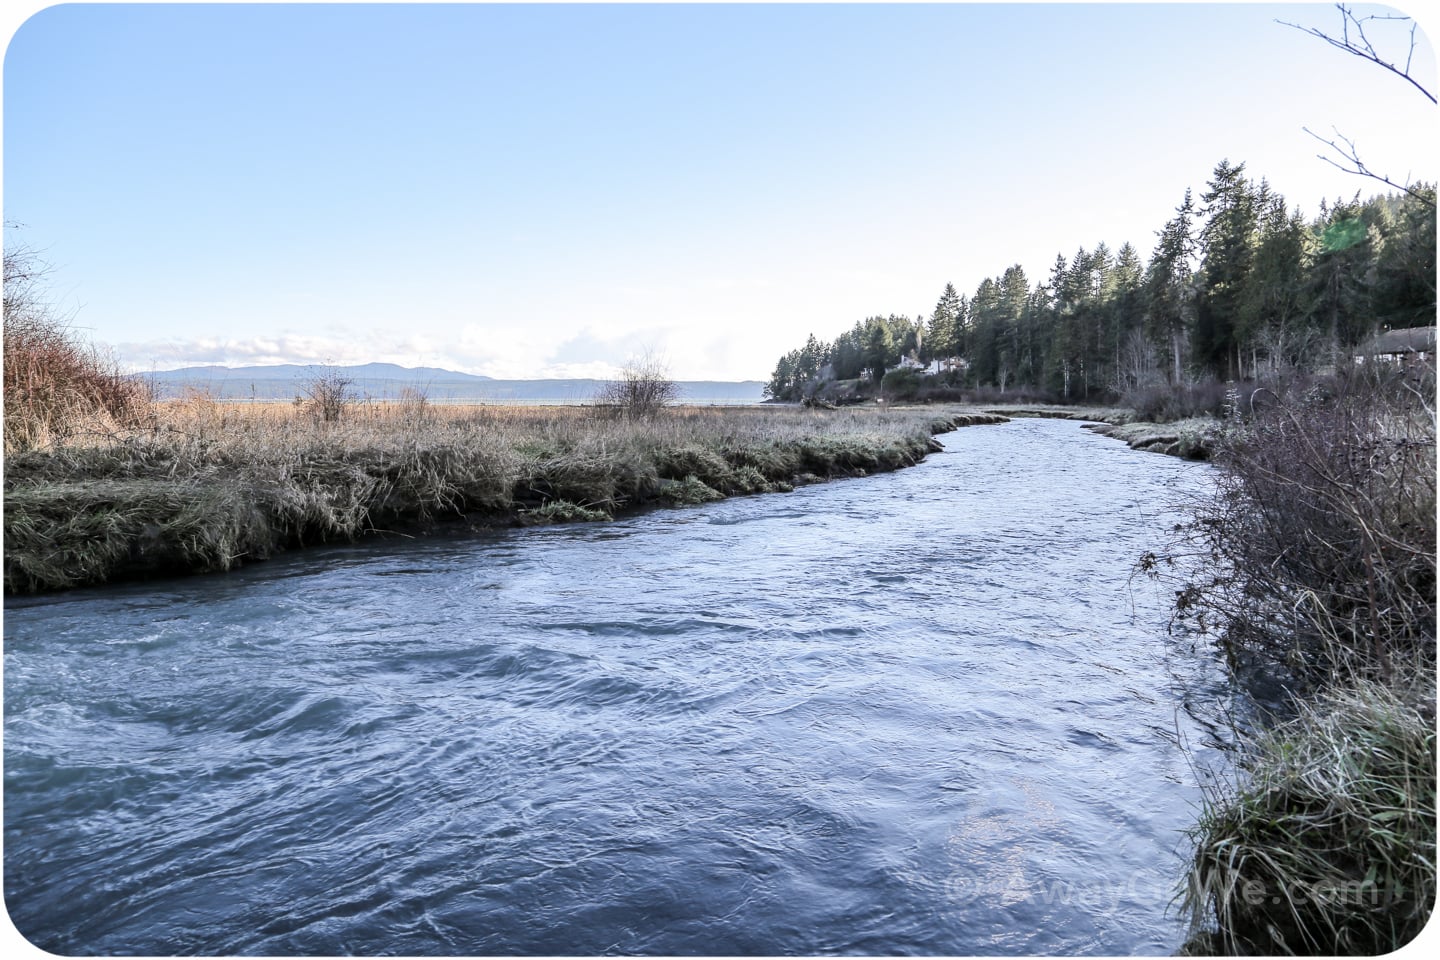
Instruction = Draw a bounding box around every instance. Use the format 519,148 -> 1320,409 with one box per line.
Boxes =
765,160 -> 1436,402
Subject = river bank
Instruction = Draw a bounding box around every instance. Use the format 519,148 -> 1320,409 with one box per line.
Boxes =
2,401 -> 1008,593
1160,370 -> 1436,954
985,405 -> 1218,459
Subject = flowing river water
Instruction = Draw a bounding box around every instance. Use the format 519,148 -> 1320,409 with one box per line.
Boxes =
4,417 -> 1235,955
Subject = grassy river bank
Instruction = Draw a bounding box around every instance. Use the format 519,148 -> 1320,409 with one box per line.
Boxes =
3,400 -> 1007,593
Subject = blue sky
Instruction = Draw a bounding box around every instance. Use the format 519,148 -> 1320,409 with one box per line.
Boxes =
3,3 -> 1435,381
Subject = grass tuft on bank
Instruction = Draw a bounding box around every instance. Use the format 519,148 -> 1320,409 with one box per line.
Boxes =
1181,681 -> 1436,955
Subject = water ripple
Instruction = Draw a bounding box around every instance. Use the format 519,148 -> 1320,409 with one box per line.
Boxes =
5,419 -> 1236,955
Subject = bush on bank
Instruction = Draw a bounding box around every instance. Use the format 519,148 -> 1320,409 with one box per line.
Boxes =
1174,366 -> 1436,687
3,244 -> 151,454
1169,364 -> 1437,955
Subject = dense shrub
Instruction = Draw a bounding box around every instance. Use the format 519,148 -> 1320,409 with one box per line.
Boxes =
947,383 -> 1061,406
880,367 -> 921,399
1170,366 -> 1436,686
1124,379 -> 1234,423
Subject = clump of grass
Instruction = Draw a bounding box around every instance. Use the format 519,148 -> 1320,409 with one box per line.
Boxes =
652,444 -> 733,484
657,475 -> 725,505
1181,681 -> 1436,955
518,500 -> 611,524
1084,417 -> 1218,459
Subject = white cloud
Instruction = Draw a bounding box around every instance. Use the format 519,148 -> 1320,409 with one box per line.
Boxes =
535,360 -> 623,381
118,331 -> 475,374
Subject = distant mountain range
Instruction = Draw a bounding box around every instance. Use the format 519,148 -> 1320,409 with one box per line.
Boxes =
139,363 -> 767,405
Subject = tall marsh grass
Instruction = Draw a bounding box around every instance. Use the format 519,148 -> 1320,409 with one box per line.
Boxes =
4,399 -> 1004,592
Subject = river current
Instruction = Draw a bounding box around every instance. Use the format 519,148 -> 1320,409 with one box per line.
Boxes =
4,417 -> 1232,955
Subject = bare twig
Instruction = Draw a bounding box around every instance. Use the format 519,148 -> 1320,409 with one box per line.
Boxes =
1278,4 -> 1435,104
1280,4 -> 1437,206
1304,127 -> 1437,208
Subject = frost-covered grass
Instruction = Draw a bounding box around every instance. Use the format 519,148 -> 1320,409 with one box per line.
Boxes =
983,404 -> 1220,459
1181,681 -> 1435,955
4,400 -> 1005,592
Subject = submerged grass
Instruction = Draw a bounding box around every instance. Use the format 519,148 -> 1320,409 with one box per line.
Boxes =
3,401 -> 1007,592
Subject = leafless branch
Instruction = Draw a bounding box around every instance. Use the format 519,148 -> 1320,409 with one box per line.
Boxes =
1304,126 -> 1437,208
1278,4 -> 1435,104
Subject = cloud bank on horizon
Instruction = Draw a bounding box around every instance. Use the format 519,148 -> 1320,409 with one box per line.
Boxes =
114,326 -> 703,382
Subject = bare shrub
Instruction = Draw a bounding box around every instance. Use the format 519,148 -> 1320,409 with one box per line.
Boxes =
1111,328 -> 1165,397
1124,378 -> 1233,423
1166,365 -> 1436,687
300,364 -> 355,424
593,352 -> 680,419
3,238 -> 149,453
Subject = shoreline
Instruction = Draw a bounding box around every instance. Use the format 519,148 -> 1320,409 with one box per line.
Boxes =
984,405 -> 1218,460
3,405 -> 1009,595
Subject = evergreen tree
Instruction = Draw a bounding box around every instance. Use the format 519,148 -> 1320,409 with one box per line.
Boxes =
923,282 -> 962,363
969,277 -> 1002,386
996,265 -> 1030,392
1241,195 -> 1314,374
1194,160 -> 1260,377
862,316 -> 894,383
1305,196 -> 1375,347
1146,189 -> 1198,384
1372,186 -> 1437,328
1106,242 -> 1148,387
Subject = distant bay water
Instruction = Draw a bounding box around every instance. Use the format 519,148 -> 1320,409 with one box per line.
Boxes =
137,363 -> 767,406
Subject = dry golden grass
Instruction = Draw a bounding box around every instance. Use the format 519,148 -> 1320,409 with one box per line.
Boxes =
4,397 -> 1006,592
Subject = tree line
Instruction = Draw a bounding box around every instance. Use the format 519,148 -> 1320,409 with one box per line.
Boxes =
765,159 -> 1436,402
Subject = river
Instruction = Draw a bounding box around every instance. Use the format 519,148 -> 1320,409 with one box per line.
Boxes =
4,417 -> 1233,955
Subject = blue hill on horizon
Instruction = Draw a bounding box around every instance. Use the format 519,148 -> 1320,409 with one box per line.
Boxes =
139,363 -> 767,405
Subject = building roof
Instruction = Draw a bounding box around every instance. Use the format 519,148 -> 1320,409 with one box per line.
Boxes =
1359,326 -> 1436,355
